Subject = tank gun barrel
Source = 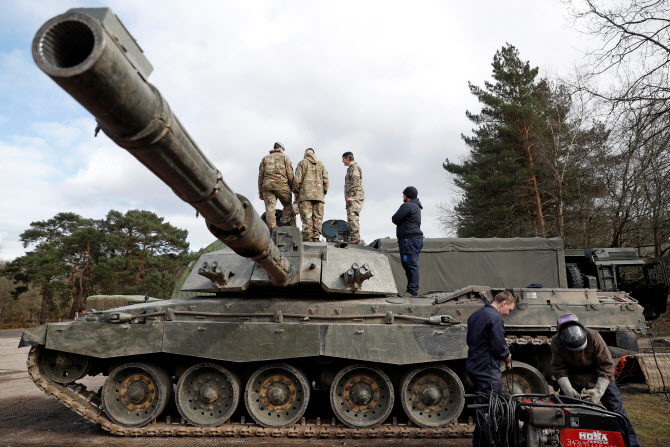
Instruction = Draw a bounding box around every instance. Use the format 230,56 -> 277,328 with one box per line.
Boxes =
32,9 -> 294,285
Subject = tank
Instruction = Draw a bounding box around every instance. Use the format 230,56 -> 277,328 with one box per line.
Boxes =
21,8 -> 649,439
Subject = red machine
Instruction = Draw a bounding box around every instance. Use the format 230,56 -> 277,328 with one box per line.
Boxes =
469,393 -> 630,447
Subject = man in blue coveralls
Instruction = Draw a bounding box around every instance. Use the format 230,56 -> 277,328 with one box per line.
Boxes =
466,291 -> 516,447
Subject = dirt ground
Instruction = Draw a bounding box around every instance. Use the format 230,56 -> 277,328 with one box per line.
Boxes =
2,328 -> 668,447
0,329 -> 469,447
650,296 -> 670,337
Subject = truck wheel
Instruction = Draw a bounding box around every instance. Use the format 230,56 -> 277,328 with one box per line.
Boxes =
567,265 -> 585,288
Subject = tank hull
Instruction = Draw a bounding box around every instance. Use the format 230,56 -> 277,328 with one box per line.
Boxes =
22,287 -> 645,436
24,287 -> 645,362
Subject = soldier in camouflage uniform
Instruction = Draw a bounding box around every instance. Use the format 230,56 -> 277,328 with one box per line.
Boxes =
342,151 -> 364,244
293,148 -> 329,241
258,142 -> 295,229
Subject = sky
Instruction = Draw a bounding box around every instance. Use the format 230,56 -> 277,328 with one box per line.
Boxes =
0,0 -> 589,261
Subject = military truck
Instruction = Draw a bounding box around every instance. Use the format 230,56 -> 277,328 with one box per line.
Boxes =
20,7 -> 650,439
565,248 -> 668,321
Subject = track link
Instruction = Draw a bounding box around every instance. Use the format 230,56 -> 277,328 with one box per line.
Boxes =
27,346 -> 474,438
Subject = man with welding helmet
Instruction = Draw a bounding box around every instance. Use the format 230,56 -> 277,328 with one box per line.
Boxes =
551,313 -> 640,447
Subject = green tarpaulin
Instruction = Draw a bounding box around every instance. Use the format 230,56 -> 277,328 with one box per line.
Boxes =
369,237 -> 567,294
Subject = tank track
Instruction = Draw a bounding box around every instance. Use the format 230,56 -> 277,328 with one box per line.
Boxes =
27,346 -> 474,438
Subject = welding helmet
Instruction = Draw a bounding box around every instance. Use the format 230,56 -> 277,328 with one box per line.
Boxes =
557,314 -> 588,352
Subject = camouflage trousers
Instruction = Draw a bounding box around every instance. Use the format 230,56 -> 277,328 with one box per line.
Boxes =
298,200 -> 325,241
263,188 -> 295,229
346,199 -> 363,241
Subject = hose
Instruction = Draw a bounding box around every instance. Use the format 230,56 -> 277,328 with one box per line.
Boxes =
473,390 -> 518,447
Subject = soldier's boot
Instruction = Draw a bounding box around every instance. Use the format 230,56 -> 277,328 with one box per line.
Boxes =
282,210 -> 296,227
291,203 -> 299,227
284,210 -> 297,227
397,292 -> 418,298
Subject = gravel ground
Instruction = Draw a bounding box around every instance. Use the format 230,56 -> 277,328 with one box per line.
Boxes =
0,330 -> 469,447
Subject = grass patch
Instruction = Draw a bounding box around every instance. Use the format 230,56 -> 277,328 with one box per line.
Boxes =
621,385 -> 670,447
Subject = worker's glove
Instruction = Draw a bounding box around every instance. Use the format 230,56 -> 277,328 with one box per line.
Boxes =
582,377 -> 610,404
557,377 -> 580,399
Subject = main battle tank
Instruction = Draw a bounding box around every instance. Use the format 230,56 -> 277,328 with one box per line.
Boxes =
21,8 -> 648,439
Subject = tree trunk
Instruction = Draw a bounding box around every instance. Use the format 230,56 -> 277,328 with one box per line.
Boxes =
68,255 -> 83,320
68,269 -> 78,320
530,174 -> 546,237
521,123 -> 546,237
555,194 -> 564,239
39,284 -> 48,325
68,240 -> 92,319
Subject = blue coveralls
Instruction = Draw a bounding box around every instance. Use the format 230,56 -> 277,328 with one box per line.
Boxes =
466,304 -> 509,447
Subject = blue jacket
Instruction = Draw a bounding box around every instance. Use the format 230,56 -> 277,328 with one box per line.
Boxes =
391,198 -> 423,239
466,304 -> 510,386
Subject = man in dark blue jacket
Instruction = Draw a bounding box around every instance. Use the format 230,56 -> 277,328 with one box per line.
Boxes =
391,186 -> 423,297
466,291 -> 515,447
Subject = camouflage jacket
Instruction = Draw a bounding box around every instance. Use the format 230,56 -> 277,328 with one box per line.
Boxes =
293,153 -> 329,202
258,148 -> 294,193
344,162 -> 364,200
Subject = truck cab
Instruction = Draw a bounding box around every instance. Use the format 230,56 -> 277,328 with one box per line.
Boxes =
565,248 -> 668,321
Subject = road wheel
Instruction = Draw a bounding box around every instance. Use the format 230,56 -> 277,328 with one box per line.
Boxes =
176,363 -> 239,426
501,361 -> 549,395
244,363 -> 310,428
41,349 -> 90,384
330,364 -> 394,428
102,362 -> 172,427
400,364 -> 464,428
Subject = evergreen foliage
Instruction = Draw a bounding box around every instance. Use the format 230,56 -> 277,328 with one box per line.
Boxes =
444,44 -> 612,244
1,210 -> 193,325
95,210 -> 191,299
445,44 -> 549,237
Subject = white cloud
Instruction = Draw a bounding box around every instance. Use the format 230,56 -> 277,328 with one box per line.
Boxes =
31,121 -> 84,149
0,139 -> 62,260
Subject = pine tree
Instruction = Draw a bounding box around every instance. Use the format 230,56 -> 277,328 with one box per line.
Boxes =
445,44 -> 549,237
2,210 -> 193,323
95,210 -> 191,299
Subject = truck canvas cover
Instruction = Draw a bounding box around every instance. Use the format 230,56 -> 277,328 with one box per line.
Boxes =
370,237 -> 567,294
